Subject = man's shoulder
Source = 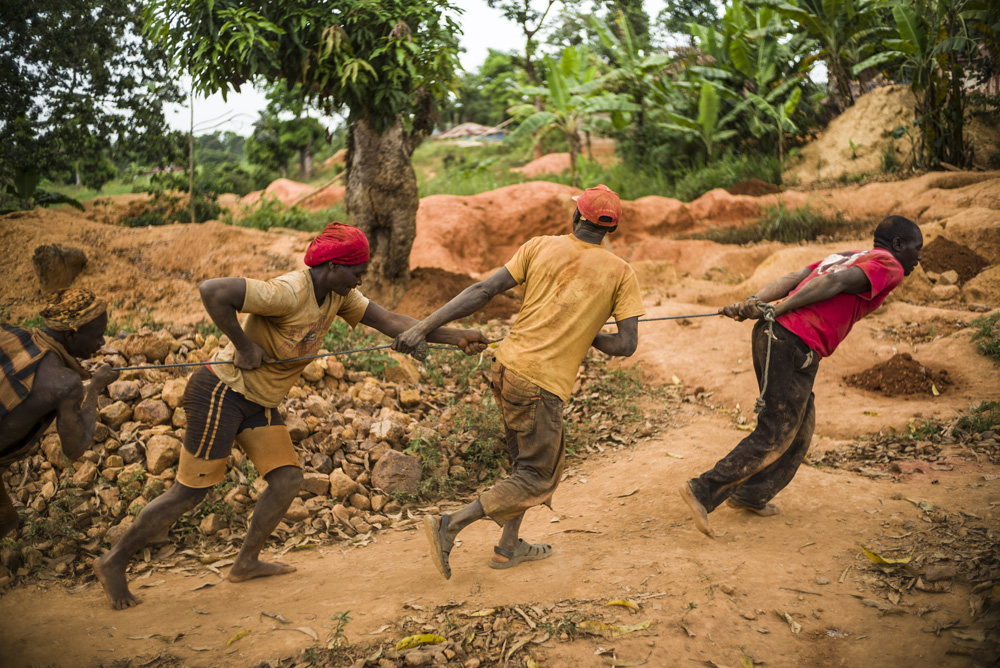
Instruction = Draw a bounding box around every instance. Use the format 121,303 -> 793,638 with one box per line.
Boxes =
32,353 -> 84,400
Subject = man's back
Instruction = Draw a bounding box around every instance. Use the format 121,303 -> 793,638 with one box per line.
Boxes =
497,234 -> 644,400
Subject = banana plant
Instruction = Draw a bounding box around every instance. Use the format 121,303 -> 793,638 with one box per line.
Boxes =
659,82 -> 739,164
852,0 -> 985,167
1,171 -> 84,215
506,46 -> 640,186
745,83 -> 802,163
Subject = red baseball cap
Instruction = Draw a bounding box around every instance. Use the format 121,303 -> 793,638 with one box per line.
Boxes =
572,184 -> 622,227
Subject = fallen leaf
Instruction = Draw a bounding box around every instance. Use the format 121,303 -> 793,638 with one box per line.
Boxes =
665,452 -> 685,459
952,631 -> 985,642
606,599 -> 640,612
192,607 -> 210,615
468,608 -> 497,617
741,656 -> 754,668
774,610 -> 801,635
191,581 -> 218,591
261,611 -> 291,625
671,374 -> 682,385
138,579 -> 166,589
861,546 -> 911,565
292,627 -> 318,641
368,624 -> 393,635
616,488 -> 639,498
931,384 -> 939,396
749,624 -> 769,634
395,634 -> 445,651
189,646 -> 212,652
227,629 -> 251,646
864,411 -> 880,416
603,650 -> 653,667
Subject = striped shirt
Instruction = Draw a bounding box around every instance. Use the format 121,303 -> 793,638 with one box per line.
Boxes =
0,325 -> 89,419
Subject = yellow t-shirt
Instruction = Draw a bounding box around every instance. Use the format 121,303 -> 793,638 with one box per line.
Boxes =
212,269 -> 370,407
495,235 -> 645,401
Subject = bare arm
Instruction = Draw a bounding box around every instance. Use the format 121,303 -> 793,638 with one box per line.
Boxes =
199,278 -> 273,369
772,266 -> 871,317
393,268 -> 519,353
721,267 -> 811,321
54,363 -> 118,459
361,303 -> 488,355
592,316 -> 639,357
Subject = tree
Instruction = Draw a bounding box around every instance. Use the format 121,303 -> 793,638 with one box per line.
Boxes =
592,11 -> 671,127
655,0 -> 720,46
507,46 -> 639,186
147,0 -> 462,304
853,0 -> 989,167
0,0 -> 181,192
660,82 -> 739,163
450,50 -> 526,127
756,0 -> 886,112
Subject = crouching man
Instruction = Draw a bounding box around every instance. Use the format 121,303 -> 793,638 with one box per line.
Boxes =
95,222 -> 487,609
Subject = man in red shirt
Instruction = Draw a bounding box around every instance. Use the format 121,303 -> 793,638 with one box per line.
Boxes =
680,215 -> 923,537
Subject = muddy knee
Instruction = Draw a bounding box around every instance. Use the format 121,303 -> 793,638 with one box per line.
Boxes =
264,465 -> 302,497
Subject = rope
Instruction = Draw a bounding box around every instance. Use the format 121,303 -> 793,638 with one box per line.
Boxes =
753,302 -> 777,414
111,312 -> 725,372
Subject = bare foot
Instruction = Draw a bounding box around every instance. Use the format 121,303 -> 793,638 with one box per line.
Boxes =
93,556 -> 140,610
727,498 -> 780,516
678,482 -> 715,539
228,559 -> 296,583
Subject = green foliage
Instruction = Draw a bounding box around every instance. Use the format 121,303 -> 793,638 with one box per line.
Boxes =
145,0 -> 461,134
0,170 -> 84,214
225,196 -> 346,234
322,320 -> 393,376
692,203 -> 852,244
507,45 -> 640,186
970,312 -> 1000,364
955,401 -> 1000,434
0,0 -> 182,190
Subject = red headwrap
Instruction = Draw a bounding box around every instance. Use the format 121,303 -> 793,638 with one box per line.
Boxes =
304,222 -> 370,267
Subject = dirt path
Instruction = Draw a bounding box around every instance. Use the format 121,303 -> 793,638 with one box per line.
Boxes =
2,393 -> 996,667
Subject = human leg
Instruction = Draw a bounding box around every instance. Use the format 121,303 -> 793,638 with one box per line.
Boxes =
684,323 -> 818,519
94,482 -> 208,609
0,477 -> 19,538
229,423 -> 302,582
728,391 -> 816,512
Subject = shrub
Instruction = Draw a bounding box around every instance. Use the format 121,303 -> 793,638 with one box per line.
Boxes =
970,312 -> 1000,364
692,203 -> 853,245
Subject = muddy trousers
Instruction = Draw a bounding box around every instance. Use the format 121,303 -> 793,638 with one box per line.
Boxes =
690,320 -> 820,513
478,361 -> 566,526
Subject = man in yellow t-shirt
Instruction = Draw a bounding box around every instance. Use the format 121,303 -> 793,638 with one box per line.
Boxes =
95,222 -> 487,610
394,184 -> 645,579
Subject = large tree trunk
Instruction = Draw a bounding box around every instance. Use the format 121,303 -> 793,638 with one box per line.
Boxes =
344,118 -> 417,308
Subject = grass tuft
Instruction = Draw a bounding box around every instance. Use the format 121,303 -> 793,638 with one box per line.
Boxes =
691,203 -> 856,245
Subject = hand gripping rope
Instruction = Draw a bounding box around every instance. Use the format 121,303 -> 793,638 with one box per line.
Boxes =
107,308 -> 782,418
113,311 -> 726,372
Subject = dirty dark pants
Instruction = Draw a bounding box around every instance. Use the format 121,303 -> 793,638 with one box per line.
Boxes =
690,319 -> 820,513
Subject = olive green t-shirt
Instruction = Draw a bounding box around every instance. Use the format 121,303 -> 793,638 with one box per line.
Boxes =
213,269 -> 369,407
496,235 -> 645,401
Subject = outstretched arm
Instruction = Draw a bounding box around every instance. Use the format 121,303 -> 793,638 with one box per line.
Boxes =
362,304 -> 488,355
392,268 -> 518,354
592,316 -> 639,357
721,267 -> 811,321
199,278 -> 273,369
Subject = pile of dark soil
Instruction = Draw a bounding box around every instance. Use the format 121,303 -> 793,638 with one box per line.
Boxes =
920,236 -> 989,284
727,179 -> 783,196
844,352 -> 952,395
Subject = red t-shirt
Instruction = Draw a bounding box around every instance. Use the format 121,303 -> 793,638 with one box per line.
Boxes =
777,248 -> 904,358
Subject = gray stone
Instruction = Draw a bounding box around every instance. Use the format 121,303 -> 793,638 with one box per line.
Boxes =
371,450 -> 422,494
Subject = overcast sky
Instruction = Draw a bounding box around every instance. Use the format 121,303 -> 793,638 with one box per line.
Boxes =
165,0 -> 671,136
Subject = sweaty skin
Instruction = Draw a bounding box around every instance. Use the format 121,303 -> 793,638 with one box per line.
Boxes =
0,313 -> 117,538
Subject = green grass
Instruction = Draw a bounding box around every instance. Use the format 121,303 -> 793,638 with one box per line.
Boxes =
691,203 -> 854,245
223,195 -> 348,233
970,312 -> 1000,364
322,320 -> 394,376
956,401 -> 1000,434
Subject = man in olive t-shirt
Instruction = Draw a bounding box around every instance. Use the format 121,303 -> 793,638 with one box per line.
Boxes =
394,184 -> 645,579
95,223 -> 487,610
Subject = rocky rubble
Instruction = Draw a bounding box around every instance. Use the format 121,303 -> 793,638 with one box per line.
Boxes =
0,325 -> 664,593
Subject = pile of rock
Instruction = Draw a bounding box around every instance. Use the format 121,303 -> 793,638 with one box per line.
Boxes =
0,326 -> 490,589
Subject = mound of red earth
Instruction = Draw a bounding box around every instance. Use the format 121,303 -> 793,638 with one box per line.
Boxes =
920,236 -> 989,284
844,352 -> 953,396
727,179 -> 783,197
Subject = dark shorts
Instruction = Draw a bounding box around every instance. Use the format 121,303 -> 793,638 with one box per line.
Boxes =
182,367 -> 284,460
177,367 -> 298,488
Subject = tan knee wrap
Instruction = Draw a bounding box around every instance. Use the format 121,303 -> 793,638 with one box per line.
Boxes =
236,425 -> 299,477
176,449 -> 228,489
